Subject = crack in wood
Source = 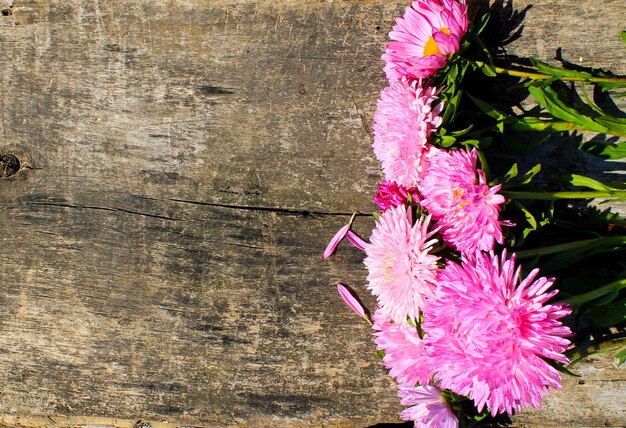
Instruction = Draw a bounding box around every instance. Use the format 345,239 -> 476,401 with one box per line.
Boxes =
29,202 -> 181,222
168,197 -> 370,218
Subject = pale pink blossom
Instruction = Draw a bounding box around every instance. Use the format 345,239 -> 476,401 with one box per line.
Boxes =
374,180 -> 421,212
398,384 -> 459,428
421,251 -> 573,416
371,308 -> 431,387
373,78 -> 443,188
337,283 -> 368,319
383,0 -> 469,81
420,148 -> 506,253
364,205 -> 440,322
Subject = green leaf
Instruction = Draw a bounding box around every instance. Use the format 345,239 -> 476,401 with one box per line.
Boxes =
621,30 -> 626,44
503,163 -> 519,182
552,174 -> 614,192
528,86 -> 609,133
594,116 -> 626,136
513,200 -> 537,230
466,93 -> 507,133
517,164 -> 542,185
541,237 -> 626,274
441,90 -> 463,125
375,349 -> 385,359
565,277 -> 626,307
579,140 -> 626,159
617,348 -> 626,366
530,57 -> 593,80
438,135 -> 457,147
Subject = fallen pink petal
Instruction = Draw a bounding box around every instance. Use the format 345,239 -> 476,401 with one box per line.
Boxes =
337,283 -> 368,318
346,230 -> 367,251
323,224 -> 350,259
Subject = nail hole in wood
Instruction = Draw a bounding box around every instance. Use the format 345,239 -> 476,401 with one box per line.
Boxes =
1,6 -> 12,16
0,154 -> 20,177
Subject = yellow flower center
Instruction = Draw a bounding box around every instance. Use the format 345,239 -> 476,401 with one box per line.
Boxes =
423,27 -> 451,56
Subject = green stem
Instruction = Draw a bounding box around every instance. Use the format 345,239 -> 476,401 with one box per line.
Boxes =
563,278 -> 626,307
508,119 -> 587,133
516,236 -> 626,259
503,190 -> 626,200
492,66 -> 626,84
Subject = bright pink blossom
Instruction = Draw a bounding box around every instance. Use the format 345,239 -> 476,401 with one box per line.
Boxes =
371,308 -> 431,387
373,78 -> 443,188
383,0 -> 469,81
398,384 -> 459,428
420,148 -> 506,253
374,180 -> 421,212
421,251 -> 573,416
364,205 -> 440,322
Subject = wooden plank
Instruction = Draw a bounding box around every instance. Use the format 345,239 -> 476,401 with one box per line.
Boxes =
0,0 -> 624,426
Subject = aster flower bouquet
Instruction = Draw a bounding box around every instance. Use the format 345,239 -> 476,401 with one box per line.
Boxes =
323,1 -> 626,426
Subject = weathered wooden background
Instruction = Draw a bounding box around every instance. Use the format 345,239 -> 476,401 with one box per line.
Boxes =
0,0 -> 624,427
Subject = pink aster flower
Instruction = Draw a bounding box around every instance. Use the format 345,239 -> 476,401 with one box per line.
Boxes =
383,0 -> 469,81
421,251 -> 573,416
364,205 -> 440,322
420,148 -> 506,253
398,384 -> 459,428
371,308 -> 430,387
373,78 -> 444,188
374,180 -> 421,212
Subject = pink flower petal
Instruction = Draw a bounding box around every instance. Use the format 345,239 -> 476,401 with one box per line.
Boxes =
337,283 -> 367,318
346,230 -> 367,251
323,224 -> 350,259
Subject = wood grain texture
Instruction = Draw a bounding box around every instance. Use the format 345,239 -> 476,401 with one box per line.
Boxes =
0,0 -> 624,426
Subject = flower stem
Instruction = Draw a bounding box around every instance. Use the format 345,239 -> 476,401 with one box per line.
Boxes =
492,66 -> 626,84
563,278 -> 626,307
503,190 -> 626,200
516,236 -> 626,259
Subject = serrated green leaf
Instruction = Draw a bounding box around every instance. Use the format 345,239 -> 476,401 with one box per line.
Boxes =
528,86 -> 609,133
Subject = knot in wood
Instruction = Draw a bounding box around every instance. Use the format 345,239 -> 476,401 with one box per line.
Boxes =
0,154 -> 20,177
